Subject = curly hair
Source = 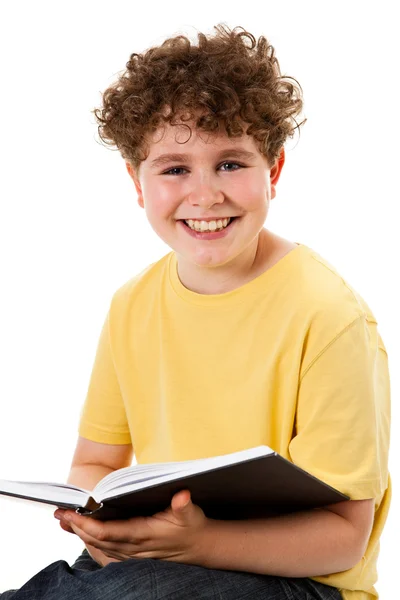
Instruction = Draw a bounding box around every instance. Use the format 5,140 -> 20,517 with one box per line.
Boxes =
92,23 -> 306,172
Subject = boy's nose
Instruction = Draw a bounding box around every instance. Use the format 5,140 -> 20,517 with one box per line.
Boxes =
186,186 -> 225,209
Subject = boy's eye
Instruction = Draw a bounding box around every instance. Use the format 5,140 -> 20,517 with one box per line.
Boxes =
162,162 -> 243,176
220,162 -> 242,172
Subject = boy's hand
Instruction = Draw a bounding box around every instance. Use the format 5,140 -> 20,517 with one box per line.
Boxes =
56,515 -> 114,566
54,490 -> 209,567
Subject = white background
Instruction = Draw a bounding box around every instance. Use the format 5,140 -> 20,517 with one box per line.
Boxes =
0,1 -> 397,597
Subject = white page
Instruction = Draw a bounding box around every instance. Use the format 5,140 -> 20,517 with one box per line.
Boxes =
0,479 -> 89,507
95,446 -> 274,501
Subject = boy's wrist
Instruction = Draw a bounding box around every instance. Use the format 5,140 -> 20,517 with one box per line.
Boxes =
191,517 -> 224,569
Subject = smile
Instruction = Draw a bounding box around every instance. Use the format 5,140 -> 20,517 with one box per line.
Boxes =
184,217 -> 233,232
178,217 -> 238,240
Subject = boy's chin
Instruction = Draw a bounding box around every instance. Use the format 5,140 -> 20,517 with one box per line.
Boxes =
179,248 -> 242,269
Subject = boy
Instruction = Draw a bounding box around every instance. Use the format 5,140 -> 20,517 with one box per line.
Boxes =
1,23 -> 390,600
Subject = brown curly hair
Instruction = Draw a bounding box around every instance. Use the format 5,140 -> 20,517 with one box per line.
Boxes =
92,23 -> 306,172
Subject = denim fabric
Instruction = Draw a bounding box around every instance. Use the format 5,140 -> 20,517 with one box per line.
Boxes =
0,548 -> 342,600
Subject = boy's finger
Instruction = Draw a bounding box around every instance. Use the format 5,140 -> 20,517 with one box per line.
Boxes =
59,520 -> 76,534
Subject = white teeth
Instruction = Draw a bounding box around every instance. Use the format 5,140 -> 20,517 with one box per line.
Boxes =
184,218 -> 232,232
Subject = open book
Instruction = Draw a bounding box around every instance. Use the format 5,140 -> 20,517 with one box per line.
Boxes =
0,445 -> 349,521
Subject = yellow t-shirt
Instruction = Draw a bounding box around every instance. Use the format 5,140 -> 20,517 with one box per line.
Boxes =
78,243 -> 391,600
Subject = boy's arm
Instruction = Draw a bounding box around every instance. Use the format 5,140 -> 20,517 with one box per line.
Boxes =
66,436 -> 133,490
59,436 -> 133,565
58,487 -> 374,575
197,497 -> 374,576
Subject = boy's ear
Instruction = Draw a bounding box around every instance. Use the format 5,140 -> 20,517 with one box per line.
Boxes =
269,147 -> 285,200
125,162 -> 144,208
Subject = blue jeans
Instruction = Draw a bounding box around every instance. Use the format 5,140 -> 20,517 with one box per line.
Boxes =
0,548 -> 342,599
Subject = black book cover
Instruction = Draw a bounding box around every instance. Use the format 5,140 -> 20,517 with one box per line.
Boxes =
77,453 -> 349,521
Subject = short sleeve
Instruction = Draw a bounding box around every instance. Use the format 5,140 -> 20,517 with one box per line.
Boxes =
78,312 -> 132,445
288,315 -> 390,503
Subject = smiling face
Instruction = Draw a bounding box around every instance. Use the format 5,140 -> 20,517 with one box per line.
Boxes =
126,120 -> 285,284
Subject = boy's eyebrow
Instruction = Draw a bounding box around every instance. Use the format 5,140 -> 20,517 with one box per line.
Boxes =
149,149 -> 258,169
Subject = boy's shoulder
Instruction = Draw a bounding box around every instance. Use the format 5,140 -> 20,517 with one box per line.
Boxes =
287,244 -> 386,360
110,251 -> 172,303
295,244 -> 378,330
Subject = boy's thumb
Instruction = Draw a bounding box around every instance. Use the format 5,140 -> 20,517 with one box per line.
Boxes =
173,490 -> 191,511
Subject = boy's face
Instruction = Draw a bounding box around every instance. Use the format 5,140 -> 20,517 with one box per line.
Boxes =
126,120 -> 285,272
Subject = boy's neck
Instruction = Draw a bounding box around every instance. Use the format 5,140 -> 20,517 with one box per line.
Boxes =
175,229 -> 296,295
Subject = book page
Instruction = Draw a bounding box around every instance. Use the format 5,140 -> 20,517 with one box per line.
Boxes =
94,446 -> 274,499
0,479 -> 89,507
94,464 -> 192,496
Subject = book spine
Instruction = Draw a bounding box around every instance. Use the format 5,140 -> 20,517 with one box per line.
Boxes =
75,497 -> 103,516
